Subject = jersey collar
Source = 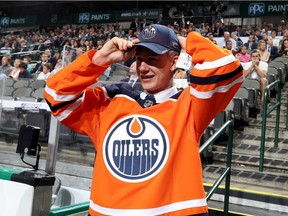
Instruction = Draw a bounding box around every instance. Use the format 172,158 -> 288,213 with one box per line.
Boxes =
140,86 -> 178,103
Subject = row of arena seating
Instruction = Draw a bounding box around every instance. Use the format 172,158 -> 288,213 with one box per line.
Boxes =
2,78 -> 46,102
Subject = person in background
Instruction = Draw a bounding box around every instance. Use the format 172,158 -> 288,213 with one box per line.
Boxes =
235,45 -> 251,67
22,56 -> 33,73
37,62 -> 52,81
244,49 -> 268,105
0,55 -> 13,76
279,38 -> 288,57
120,61 -> 143,91
244,35 -> 258,54
225,40 -> 240,55
8,58 -> 21,81
258,40 -> 270,62
32,53 -> 49,73
18,62 -> 31,79
266,37 -> 279,61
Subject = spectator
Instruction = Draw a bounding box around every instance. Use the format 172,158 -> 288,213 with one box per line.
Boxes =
212,22 -> 224,37
18,62 -> 31,79
279,38 -> 288,57
140,18 -> 150,31
235,45 -> 251,67
225,40 -> 240,55
129,17 -> 139,33
271,30 -> 281,48
218,32 -> 237,50
0,55 -> 13,76
32,53 -> 49,73
207,33 -> 217,44
244,35 -> 258,53
120,61 -> 143,91
244,49 -> 268,104
8,58 -> 21,81
156,13 -> 166,25
266,38 -> 279,61
254,28 -> 263,42
37,62 -> 52,81
258,40 -> 270,62
22,56 -> 33,73
45,48 -> 57,69
231,31 -> 243,50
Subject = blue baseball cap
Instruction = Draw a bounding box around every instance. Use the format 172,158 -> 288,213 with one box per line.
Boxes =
135,24 -> 180,54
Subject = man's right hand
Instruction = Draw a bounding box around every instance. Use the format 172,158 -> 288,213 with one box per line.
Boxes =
92,37 -> 137,66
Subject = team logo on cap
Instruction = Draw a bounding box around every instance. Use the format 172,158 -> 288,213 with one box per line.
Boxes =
142,26 -> 157,39
103,115 -> 169,183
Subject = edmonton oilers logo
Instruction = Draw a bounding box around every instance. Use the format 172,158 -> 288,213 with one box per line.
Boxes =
103,115 -> 169,183
142,26 -> 157,39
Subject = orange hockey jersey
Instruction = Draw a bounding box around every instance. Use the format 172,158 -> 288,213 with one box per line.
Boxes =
44,32 -> 243,215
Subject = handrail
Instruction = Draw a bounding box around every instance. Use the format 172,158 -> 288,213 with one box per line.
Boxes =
49,201 -> 89,216
200,119 -> 234,216
259,79 -> 282,172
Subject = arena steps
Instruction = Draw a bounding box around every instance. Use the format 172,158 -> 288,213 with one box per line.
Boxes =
202,83 -> 288,214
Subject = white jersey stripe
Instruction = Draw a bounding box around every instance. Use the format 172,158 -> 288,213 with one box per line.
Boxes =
56,95 -> 84,121
45,85 -> 81,102
190,76 -> 243,99
89,198 -> 207,216
193,54 -> 235,70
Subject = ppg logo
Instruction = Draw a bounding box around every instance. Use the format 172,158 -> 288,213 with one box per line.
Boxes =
103,115 -> 169,183
248,3 -> 265,16
1,17 -> 10,27
78,13 -> 90,23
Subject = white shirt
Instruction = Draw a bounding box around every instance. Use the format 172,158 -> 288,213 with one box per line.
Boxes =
37,72 -> 51,81
244,61 -> 268,80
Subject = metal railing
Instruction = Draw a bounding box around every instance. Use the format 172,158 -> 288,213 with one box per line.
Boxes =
259,79 -> 282,172
49,201 -> 89,216
200,120 -> 234,216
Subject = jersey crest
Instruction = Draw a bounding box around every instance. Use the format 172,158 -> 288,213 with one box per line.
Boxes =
103,115 -> 169,183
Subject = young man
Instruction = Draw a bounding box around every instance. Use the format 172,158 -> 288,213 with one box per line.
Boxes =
44,24 -> 243,215
243,49 -> 268,104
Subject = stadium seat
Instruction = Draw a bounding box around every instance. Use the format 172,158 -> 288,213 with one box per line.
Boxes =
233,87 -> 249,122
242,78 -> 261,109
13,87 -> 33,99
31,88 -> 44,101
13,79 -> 30,88
29,79 -> 46,90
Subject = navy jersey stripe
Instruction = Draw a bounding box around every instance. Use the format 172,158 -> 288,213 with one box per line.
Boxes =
190,65 -> 243,85
45,93 -> 83,113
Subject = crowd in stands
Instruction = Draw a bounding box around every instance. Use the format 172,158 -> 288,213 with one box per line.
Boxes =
0,16 -> 288,84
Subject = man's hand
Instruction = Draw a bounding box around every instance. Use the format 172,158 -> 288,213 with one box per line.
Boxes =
92,37 -> 138,66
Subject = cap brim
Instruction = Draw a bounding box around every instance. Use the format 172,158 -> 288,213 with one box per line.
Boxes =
134,42 -> 169,55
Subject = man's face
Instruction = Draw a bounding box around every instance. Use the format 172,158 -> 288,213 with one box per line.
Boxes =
251,53 -> 260,64
1,56 -> 9,66
136,47 -> 177,94
226,42 -> 232,50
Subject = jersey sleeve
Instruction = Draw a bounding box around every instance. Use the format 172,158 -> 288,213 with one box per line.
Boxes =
186,32 -> 243,135
44,50 -> 109,135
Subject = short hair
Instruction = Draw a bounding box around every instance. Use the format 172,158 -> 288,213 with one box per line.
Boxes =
251,49 -> 260,57
23,56 -> 31,63
43,62 -> 52,71
3,55 -> 11,62
19,62 -> 27,70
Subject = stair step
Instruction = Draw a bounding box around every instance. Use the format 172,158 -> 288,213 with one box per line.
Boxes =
203,165 -> 288,190
212,151 -> 288,172
214,144 -> 288,160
